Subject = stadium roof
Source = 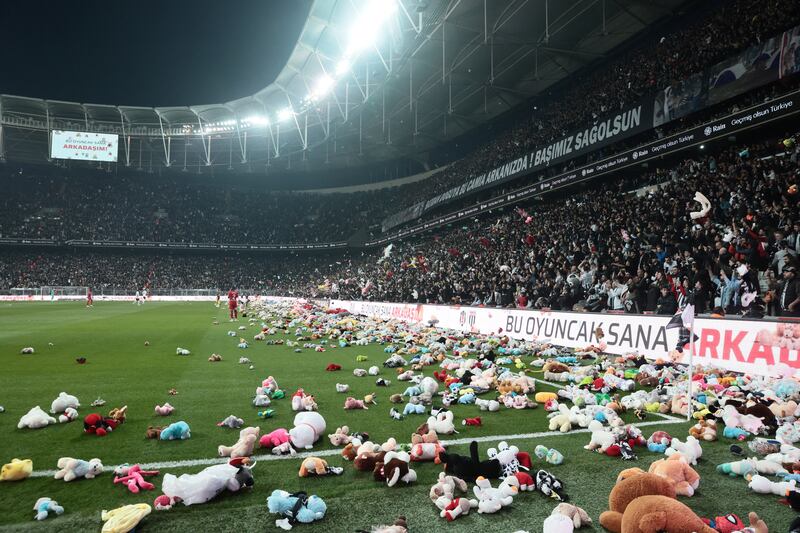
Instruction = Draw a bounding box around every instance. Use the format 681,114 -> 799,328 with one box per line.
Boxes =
0,0 -> 688,176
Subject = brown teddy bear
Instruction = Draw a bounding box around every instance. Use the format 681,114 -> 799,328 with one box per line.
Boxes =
298,457 -> 343,477
620,495 -> 717,533
689,419 -> 717,442
145,426 -> 163,439
647,454 -> 700,496
373,451 -> 417,487
599,472 -> 677,532
355,449 -> 387,472
542,361 -> 570,374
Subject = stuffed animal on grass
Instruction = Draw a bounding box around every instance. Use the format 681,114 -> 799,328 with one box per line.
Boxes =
54,457 -> 103,482
298,457 -> 343,477
552,503 -> 592,528
335,383 -> 350,393
535,445 -> 564,465
747,473 -> 796,495
648,454 -> 700,496
439,441 -> 501,481
403,402 -> 425,415
218,427 -> 259,458
100,503 -> 152,533
50,392 -> 80,414
20,347 -> 35,354
160,421 -> 191,440
620,495 -> 717,533
217,415 -> 244,429
156,458 -> 254,508
1,458 -> 32,481
261,412 -> 326,455
549,404 -> 574,433
723,426 -> 751,440
473,476 -> 516,513
208,354 -> 222,362
544,513 -> 577,533
33,497 -> 64,521
599,472 -> 677,533
430,472 -> 469,505
267,490 -> 326,530
359,516 -> 409,532
154,403 -> 174,416
584,420 -> 615,453
176,347 -> 191,355
475,398 -> 500,411
374,451 -> 417,487
426,410 -> 456,435
665,436 -> 703,465
344,397 -> 368,410
113,464 -> 159,493
689,419 -> 717,441
409,430 -> 444,463
18,406 -> 56,429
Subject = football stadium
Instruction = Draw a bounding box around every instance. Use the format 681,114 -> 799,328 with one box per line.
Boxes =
2,0 -> 800,531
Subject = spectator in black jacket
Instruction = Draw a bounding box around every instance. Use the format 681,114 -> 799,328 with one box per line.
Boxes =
656,285 -> 678,315
779,266 -> 800,317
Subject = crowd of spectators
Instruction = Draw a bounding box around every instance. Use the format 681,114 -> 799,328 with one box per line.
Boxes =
3,132 -> 799,317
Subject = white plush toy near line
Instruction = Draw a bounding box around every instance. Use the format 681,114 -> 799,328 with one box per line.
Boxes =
289,412 -> 326,450
50,392 -> 80,414
665,436 -> 703,465
18,406 -> 57,429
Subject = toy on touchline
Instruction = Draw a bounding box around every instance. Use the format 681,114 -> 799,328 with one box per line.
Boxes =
54,457 -> 103,482
113,464 -> 159,493
218,427 -> 260,458
1,458 -> 33,481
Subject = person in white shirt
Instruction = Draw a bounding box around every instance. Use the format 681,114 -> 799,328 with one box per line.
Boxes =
135,290 -> 142,305
142,288 -> 148,303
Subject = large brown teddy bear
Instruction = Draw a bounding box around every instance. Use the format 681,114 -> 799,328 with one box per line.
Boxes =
599,472 -> 676,532
647,454 -> 700,496
620,495 -> 717,533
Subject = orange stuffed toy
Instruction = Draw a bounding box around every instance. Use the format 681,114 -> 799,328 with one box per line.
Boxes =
647,454 -> 700,496
620,495 -> 717,533
599,472 -> 677,533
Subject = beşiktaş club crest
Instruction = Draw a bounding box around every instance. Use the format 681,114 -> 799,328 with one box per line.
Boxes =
704,126 -> 713,136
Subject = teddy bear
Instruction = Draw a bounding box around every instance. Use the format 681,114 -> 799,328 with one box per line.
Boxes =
58,407 -> 79,423
344,397 -> 368,409
374,451 -> 417,487
584,420 -> 615,453
548,404 -> 574,433
54,457 -> 104,482
621,495 -> 717,533
145,426 -> 163,439
410,430 -> 444,462
18,406 -> 57,429
439,441 -> 502,481
218,426 -> 260,458
551,503 -> 592,528
261,428 -> 293,455
217,415 -> 244,429
154,403 -> 174,416
665,436 -> 702,465
33,497 -> 64,521
289,412 -> 326,450
648,454 -> 700,496
328,426 -> 354,446
426,410 -> 456,435
689,419 -> 717,441
160,421 -> 191,440
50,392 -> 80,414
429,471 -> 469,505
0,458 -> 33,481
475,398 -> 500,411
298,457 -> 343,477
599,472 -> 677,533
354,447 -> 387,472
473,476 -> 516,513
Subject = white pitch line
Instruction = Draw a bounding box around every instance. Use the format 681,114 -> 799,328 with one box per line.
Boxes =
28,415 -> 687,478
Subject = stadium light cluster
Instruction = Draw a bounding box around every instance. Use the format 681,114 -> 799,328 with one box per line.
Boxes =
195,0 -> 397,137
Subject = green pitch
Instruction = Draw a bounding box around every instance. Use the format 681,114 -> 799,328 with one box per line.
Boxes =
0,301 -> 795,532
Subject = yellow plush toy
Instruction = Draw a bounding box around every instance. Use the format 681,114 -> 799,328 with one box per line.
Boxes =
100,503 -> 151,533
0,458 -> 33,481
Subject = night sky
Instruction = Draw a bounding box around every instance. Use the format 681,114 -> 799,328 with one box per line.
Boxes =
1,0 -> 311,107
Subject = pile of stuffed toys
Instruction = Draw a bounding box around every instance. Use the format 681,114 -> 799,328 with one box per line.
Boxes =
6,298 -> 800,531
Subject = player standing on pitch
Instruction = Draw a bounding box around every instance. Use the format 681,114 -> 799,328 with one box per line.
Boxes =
227,287 -> 239,321
86,288 -> 93,308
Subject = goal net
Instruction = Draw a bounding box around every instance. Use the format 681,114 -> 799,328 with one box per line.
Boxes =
39,286 -> 89,301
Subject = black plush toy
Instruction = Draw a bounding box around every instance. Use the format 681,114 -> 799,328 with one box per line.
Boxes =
439,440 -> 501,481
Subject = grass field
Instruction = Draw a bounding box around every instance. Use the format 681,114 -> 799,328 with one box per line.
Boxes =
0,301 -> 797,532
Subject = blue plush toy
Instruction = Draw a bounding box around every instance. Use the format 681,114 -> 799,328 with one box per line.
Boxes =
403,403 -> 426,415
779,472 -> 800,482
647,441 -> 668,453
384,346 -> 396,353
33,498 -> 64,521
448,382 -> 464,394
267,489 -> 326,529
722,426 -> 750,440
458,392 -> 476,405
594,411 -> 607,423
402,386 -> 422,397
160,421 -> 191,440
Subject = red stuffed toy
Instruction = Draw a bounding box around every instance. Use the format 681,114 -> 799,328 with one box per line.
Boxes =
514,471 -> 535,491
433,370 -> 449,382
462,417 -> 482,427
702,514 -> 745,533
325,363 -> 342,371
83,413 -> 117,437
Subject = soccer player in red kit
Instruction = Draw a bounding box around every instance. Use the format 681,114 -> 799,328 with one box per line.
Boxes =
227,288 -> 239,321
86,288 -> 93,307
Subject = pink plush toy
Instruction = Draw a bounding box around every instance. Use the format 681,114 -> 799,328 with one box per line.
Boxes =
113,464 -> 159,493
344,397 -> 368,410
259,428 -> 293,455
154,403 -> 174,416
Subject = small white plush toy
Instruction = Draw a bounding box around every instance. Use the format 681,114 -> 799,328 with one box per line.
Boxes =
543,513 -> 575,533
473,476 -> 516,514
176,347 -> 191,355
50,392 -> 80,414
368,366 -> 380,376
748,473 -> 796,495
58,407 -> 79,423
18,406 -> 57,429
335,383 -> 350,393
20,347 -> 35,354
665,436 -> 703,465
584,420 -> 615,453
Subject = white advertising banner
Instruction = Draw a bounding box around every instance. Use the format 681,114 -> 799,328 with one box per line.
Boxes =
50,130 -> 118,162
329,300 -> 800,377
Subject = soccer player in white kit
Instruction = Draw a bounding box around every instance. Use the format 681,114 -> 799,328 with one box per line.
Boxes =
135,290 -> 142,305
142,287 -> 148,303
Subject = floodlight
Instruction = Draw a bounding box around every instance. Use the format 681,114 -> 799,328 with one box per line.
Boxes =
347,0 -> 397,54
336,59 -> 351,76
245,115 -> 269,126
310,75 -> 335,100
278,108 -> 294,122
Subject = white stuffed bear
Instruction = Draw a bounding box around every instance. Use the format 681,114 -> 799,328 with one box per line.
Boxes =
543,513 -> 575,533
584,420 -> 615,453
176,347 -> 191,355
50,392 -> 80,414
368,366 -> 380,376
427,410 -> 456,435
54,457 -> 103,482
289,412 -> 326,450
748,474 -> 796,495
473,476 -> 516,513
548,404 -> 573,433
418,376 -> 439,396
475,398 -> 500,411
665,436 -> 703,465
58,407 -> 79,423
18,406 -> 57,429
